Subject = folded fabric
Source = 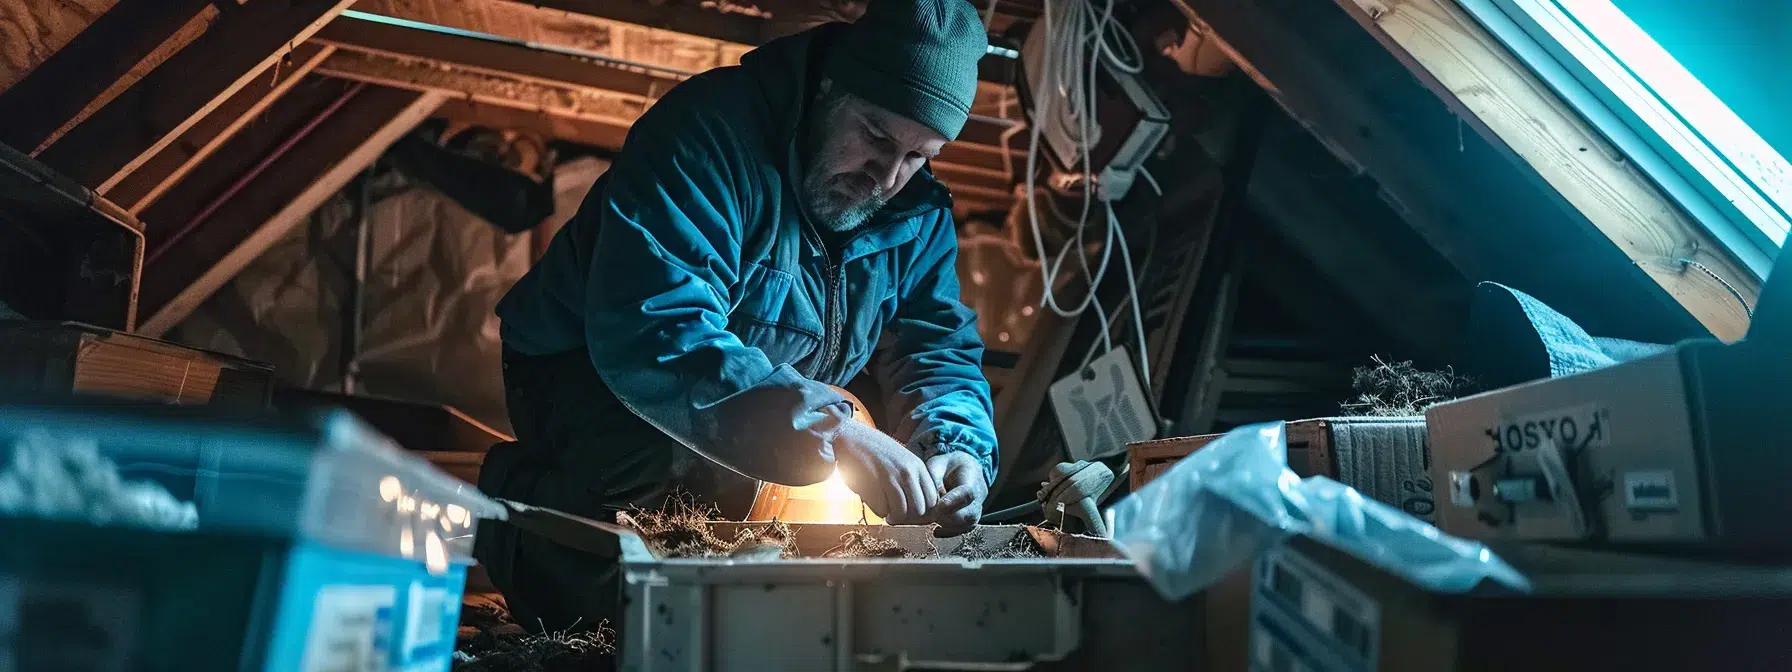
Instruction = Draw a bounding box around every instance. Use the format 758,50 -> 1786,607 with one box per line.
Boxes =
1462,282 -> 1669,390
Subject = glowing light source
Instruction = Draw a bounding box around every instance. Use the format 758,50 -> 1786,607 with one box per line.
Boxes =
424,531 -> 448,575
758,469 -> 886,525
745,385 -> 887,525
400,525 -> 415,557
379,476 -> 402,502
445,504 -> 469,526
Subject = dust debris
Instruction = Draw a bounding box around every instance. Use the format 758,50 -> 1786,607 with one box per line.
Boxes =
945,528 -> 1046,560
1339,356 -> 1471,417
620,492 -> 796,559
452,596 -> 615,672
822,528 -> 925,558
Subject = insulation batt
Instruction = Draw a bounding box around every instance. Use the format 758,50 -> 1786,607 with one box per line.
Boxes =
0,431 -> 198,531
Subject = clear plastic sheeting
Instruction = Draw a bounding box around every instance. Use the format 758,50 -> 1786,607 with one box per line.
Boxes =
171,157 -> 611,434
1110,422 -> 1531,602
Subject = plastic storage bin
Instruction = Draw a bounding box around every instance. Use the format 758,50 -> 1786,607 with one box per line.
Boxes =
0,397 -> 504,671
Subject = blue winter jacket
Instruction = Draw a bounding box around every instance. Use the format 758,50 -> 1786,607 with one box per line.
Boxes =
494,24 -> 998,488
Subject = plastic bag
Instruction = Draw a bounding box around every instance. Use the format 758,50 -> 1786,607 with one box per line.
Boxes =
1110,422 -> 1530,602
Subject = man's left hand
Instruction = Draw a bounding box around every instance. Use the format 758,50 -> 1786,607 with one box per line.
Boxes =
925,452 -> 986,537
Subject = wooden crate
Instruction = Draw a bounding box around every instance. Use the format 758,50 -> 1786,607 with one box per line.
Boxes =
0,321 -> 273,408
1130,419 -> 1333,489
1127,416 -> 1434,521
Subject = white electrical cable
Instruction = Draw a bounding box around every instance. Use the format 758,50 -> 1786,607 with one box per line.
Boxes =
1025,0 -> 1160,410
1138,166 -> 1163,197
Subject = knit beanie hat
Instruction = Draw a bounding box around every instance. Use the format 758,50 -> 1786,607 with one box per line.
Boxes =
823,0 -> 989,140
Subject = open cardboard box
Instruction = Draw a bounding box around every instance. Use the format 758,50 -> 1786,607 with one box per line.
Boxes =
1426,245 -> 1792,550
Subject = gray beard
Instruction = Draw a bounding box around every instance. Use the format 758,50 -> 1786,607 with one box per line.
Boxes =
804,176 -> 887,233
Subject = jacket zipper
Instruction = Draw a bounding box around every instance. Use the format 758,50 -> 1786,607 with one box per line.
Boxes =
805,228 -> 849,382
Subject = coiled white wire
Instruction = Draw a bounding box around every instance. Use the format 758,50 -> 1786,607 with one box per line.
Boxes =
1023,0 -> 1155,395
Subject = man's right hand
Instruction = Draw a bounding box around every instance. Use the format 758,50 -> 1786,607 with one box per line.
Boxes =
834,420 -> 939,524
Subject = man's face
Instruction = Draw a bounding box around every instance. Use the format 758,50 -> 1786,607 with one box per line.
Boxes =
800,85 -> 949,232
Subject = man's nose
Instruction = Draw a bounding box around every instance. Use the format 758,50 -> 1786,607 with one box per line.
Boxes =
868,157 -> 903,193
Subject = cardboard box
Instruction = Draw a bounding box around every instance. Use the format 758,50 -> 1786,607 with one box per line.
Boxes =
1128,417 -> 1435,522
0,321 -> 273,408
1249,536 -> 1792,671
1426,249 -> 1792,549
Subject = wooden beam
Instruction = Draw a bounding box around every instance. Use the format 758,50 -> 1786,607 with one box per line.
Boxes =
938,141 -> 1023,176
315,48 -> 648,128
137,86 -> 445,337
105,44 -> 337,214
322,11 -> 1022,140
517,0 -> 779,46
1329,0 -> 1756,340
0,0 -> 213,153
317,20 -> 1019,206
140,76 -> 367,252
1170,0 -> 1716,344
314,12 -> 680,100
433,98 -> 629,151
466,0 -> 1023,82
33,0 -> 358,193
351,0 -> 750,73
928,161 -> 1014,203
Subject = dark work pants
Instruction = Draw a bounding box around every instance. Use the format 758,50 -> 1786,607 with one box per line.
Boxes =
474,348 -> 756,633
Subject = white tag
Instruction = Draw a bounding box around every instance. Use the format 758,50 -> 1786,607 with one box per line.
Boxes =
403,582 -> 450,656
302,585 -> 397,672
1048,346 -> 1156,461
1622,470 -> 1679,512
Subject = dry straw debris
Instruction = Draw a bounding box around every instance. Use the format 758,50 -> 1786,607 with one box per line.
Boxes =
1339,355 -> 1471,417
452,597 -> 615,672
622,493 -> 796,559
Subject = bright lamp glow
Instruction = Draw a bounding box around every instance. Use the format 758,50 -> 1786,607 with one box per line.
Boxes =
758,469 -> 885,525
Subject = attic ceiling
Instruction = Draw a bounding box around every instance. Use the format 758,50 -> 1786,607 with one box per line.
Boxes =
0,0 -> 1761,349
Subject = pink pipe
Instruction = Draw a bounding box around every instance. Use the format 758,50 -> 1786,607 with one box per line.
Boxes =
148,81 -> 369,265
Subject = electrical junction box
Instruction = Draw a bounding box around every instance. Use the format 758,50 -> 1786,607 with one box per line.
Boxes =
1426,246 -> 1792,551
1020,3 -> 1171,203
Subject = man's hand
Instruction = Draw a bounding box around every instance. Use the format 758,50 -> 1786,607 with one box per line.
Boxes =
834,421 -> 939,524
926,452 -> 987,537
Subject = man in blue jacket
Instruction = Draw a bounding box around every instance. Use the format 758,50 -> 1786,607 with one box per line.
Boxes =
478,0 -> 999,631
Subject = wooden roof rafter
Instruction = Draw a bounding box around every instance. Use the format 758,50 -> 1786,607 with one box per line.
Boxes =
1169,0 -> 1743,342
316,0 -> 1022,209
1328,0 -> 1757,340
30,0 -> 364,194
